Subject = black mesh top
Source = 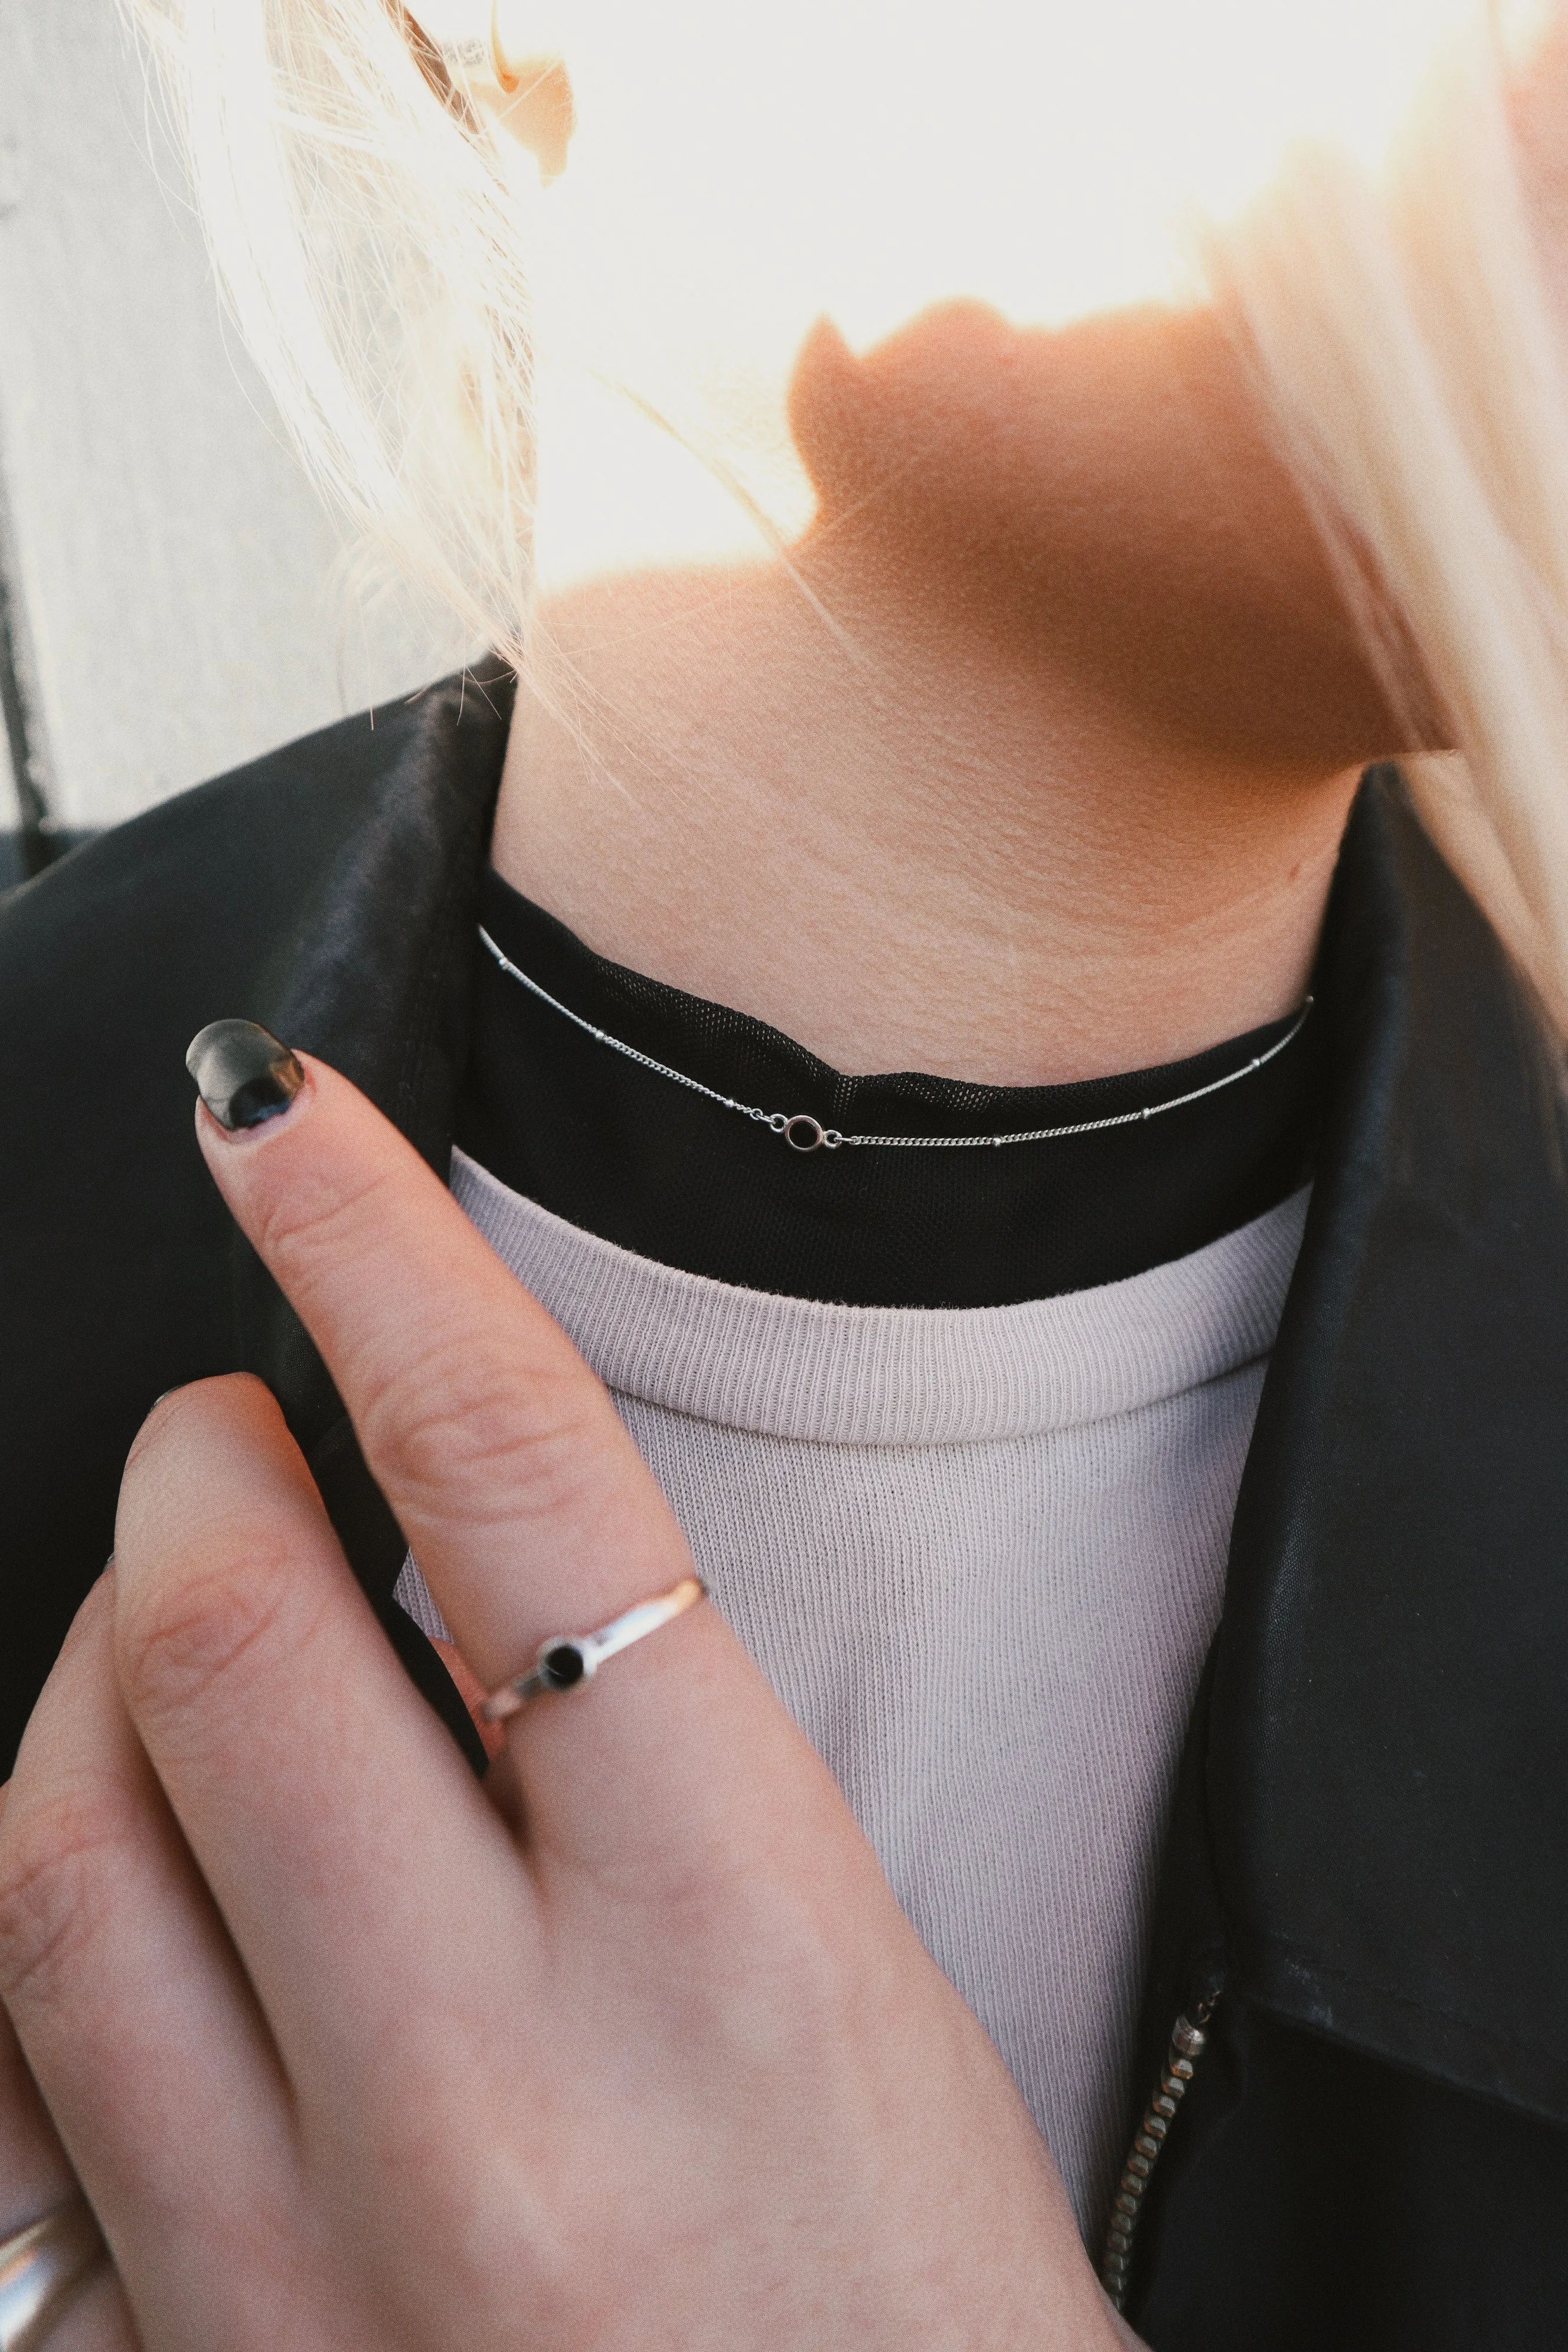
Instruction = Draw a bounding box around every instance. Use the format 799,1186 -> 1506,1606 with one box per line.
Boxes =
454,865 -> 1325,1309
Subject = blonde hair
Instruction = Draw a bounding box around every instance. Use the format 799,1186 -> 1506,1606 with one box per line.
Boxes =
132,0 -> 540,665
135,0 -> 1568,1030
1203,11 -> 1568,1033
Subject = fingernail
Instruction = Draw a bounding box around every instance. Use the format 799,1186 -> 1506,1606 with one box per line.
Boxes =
186,1020 -> 305,1132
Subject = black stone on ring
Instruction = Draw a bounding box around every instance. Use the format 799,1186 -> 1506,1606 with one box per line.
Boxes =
539,1642 -> 588,1690
480,1575 -> 710,1724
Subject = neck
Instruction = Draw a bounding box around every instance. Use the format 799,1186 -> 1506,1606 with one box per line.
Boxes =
491,547 -> 1360,1088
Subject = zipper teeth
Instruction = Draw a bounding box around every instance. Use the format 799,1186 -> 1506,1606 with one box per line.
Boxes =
1100,2000 -> 1216,2313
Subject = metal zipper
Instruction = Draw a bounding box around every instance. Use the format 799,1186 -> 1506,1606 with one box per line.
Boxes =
1100,1997 -> 1217,2312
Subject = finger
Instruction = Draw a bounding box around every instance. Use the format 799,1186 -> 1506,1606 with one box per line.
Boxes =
188,1051 -> 835,1880
192,1053 -> 690,1669
0,1828 -> 76,2218
110,1376 -> 537,2086
0,1830 -> 129,2347
0,1576 -> 295,2337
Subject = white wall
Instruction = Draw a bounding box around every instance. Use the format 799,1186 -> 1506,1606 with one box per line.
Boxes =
0,0 -> 470,834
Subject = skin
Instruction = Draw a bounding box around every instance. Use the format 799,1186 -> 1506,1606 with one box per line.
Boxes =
10,9 -> 1533,2338
496,295 -> 1426,1083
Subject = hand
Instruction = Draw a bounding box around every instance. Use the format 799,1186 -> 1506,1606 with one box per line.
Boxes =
0,1054 -> 1125,2350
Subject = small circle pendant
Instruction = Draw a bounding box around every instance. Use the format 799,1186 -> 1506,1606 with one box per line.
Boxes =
783,1115 -> 828,1152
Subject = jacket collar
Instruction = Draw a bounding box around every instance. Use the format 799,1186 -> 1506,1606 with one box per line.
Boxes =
1211,769 -> 1568,2122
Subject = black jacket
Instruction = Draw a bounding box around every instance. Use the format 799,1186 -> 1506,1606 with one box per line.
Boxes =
4,672 -> 1567,2347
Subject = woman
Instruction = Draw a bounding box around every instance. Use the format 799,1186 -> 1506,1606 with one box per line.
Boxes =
1,1 -> 1566,2343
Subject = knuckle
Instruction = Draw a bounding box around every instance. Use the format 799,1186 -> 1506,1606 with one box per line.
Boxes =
631,1875 -> 863,2075
360,1332 -> 607,1529
0,1797 -> 126,2007
117,1547 -> 298,1723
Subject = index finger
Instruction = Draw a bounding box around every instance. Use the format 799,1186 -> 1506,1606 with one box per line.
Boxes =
183,1034 -> 832,1876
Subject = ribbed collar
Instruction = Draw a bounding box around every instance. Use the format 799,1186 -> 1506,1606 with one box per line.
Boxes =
452,1148 -> 1308,1446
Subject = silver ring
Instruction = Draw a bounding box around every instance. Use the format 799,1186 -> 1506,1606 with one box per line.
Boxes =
481,1576 -> 708,1723
0,2197 -> 107,2351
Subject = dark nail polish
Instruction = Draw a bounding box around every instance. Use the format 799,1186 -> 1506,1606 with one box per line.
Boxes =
186,1020 -> 304,1131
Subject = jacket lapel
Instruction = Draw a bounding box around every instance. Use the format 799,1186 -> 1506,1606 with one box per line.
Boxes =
1211,768 -> 1568,2120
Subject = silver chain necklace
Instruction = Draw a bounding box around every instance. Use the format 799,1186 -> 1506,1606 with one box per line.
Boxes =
479,925 -> 1314,1154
